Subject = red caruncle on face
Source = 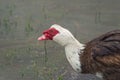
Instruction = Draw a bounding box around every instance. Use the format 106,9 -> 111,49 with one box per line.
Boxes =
38,28 -> 59,41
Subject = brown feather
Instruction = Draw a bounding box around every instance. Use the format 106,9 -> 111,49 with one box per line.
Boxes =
80,29 -> 120,80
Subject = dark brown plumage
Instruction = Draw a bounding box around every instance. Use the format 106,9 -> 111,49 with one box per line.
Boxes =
80,29 -> 120,80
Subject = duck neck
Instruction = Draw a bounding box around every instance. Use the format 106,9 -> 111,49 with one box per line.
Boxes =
64,39 -> 85,72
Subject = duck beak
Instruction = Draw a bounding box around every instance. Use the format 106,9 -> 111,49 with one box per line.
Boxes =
38,34 -> 47,41
38,33 -> 50,41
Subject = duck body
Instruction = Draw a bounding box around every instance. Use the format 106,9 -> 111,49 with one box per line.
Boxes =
81,29 -> 120,80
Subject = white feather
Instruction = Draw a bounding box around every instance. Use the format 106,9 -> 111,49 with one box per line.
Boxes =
65,43 -> 85,72
96,72 -> 103,79
51,24 -> 85,72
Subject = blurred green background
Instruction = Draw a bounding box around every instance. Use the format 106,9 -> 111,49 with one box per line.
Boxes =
0,0 -> 120,80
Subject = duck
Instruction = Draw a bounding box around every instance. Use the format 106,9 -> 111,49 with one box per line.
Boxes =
38,24 -> 120,80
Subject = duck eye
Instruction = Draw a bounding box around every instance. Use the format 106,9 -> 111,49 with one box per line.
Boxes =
49,29 -> 54,33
